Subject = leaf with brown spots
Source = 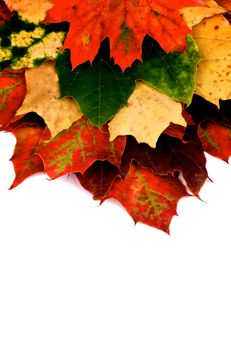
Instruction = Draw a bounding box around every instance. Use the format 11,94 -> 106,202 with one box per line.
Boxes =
198,121 -> 231,161
109,82 -> 186,149
181,0 -> 226,29
45,0 -> 205,70
193,14 -> 231,106
103,163 -> 188,233
0,69 -> 26,128
7,115 -> 50,188
16,61 -> 83,137
38,117 -> 126,179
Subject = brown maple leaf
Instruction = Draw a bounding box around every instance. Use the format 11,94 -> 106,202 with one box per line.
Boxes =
45,0 -> 205,69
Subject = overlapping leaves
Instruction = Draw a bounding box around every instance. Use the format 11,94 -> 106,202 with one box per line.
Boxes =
0,0 -> 230,234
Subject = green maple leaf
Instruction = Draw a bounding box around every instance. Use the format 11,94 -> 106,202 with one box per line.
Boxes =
55,49 -> 135,127
132,35 -> 200,105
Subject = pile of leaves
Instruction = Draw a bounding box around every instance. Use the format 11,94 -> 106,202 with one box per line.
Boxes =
0,0 -> 231,233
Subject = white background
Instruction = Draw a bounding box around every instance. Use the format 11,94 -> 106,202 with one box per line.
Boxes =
0,131 -> 230,350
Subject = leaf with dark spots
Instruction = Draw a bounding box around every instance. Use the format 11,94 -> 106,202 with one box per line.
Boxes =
103,163 -> 188,233
0,68 -> 26,128
77,161 -> 120,200
121,131 -> 208,195
38,117 -> 126,179
7,114 -> 50,188
198,121 -> 231,162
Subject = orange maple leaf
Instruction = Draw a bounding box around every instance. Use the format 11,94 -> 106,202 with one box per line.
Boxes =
45,0 -> 205,69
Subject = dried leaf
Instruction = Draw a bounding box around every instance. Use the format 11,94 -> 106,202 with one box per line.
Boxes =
109,82 -> 186,148
16,61 -> 83,137
3,0 -> 53,23
193,14 -> 231,106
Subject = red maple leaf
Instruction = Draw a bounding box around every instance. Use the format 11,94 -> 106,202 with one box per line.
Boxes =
103,163 -> 187,233
198,122 -> 231,162
45,0 -> 205,69
0,69 -> 26,128
7,116 -> 50,188
38,117 -> 126,179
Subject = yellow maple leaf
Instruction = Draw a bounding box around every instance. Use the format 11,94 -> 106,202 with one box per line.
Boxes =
108,82 -> 186,149
16,61 -> 83,137
3,0 -> 53,23
193,14 -> 231,106
181,0 -> 226,29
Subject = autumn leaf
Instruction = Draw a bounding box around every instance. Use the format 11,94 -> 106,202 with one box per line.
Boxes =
77,161 -> 120,200
120,131 -> 208,195
109,82 -> 186,148
0,0 -> 12,26
193,14 -> 231,106
187,94 -> 231,127
215,0 -> 231,10
7,115 -> 50,188
103,163 -> 188,233
38,117 -> 126,179
16,61 -> 83,137
132,35 -> 200,105
198,121 -> 231,162
0,16 -> 68,71
56,49 -> 135,127
0,68 -> 26,127
180,0 -> 226,29
3,0 -> 53,24
45,0 -> 205,70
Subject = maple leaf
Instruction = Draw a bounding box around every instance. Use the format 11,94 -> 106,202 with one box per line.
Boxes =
3,0 -> 53,24
0,16 -> 68,71
132,35 -> 200,105
109,82 -> 186,148
45,0 -> 205,70
6,115 -> 50,188
16,61 -> 83,137
120,130 -> 208,195
0,68 -> 26,127
77,161 -> 120,200
103,163 -> 188,233
187,94 -> 231,127
180,0 -> 226,29
215,0 -> 231,10
37,117 -> 126,179
198,121 -> 231,162
0,0 -> 12,26
193,14 -> 231,106
56,49 -> 135,127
